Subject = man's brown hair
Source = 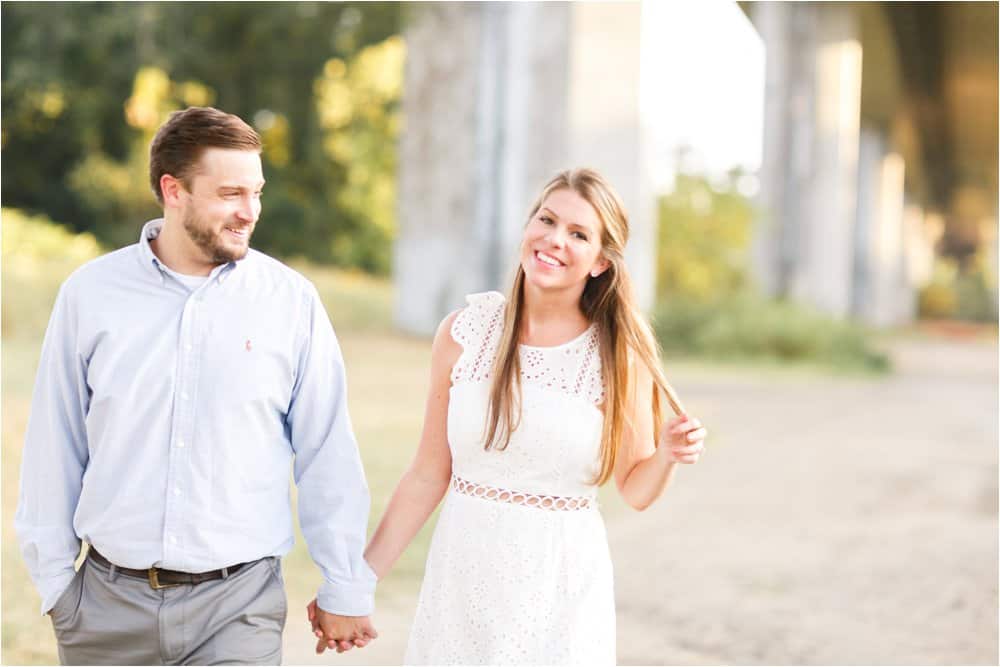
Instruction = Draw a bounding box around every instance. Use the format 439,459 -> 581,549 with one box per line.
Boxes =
149,106 -> 262,204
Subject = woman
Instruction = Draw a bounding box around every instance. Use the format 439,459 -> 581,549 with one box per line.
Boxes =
311,168 -> 706,664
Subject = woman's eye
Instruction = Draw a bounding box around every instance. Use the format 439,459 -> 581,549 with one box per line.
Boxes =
573,232 -> 588,241
540,216 -> 553,225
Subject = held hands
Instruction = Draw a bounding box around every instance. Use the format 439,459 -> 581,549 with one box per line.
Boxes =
306,599 -> 378,654
658,414 -> 707,464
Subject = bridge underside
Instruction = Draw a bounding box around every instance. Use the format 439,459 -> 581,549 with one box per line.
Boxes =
742,1 -> 997,325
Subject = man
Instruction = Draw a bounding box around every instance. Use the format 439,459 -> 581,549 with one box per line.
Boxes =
15,106 -> 377,664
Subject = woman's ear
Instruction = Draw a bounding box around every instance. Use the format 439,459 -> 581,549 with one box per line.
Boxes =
589,257 -> 611,278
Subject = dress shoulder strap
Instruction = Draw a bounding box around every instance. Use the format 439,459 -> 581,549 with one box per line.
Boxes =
450,291 -> 506,384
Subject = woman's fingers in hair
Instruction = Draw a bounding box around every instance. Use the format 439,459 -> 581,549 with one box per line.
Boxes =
668,426 -> 705,463
686,427 -> 707,443
673,417 -> 701,432
661,416 -> 704,441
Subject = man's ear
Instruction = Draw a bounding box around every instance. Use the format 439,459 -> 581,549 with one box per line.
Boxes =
160,174 -> 186,208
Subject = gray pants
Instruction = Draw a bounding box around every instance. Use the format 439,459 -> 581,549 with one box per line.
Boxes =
48,553 -> 286,665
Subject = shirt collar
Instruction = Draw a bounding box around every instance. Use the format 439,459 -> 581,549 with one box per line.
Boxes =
137,217 -> 246,285
138,218 -> 167,284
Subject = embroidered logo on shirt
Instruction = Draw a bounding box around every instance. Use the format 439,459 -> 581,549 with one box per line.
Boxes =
245,339 -> 253,352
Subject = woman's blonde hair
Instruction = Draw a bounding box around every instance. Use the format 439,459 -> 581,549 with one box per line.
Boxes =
483,168 -> 674,485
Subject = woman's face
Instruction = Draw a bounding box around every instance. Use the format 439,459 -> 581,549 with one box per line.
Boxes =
520,188 -> 609,292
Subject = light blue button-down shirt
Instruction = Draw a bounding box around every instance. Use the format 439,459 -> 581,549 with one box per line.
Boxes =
15,219 -> 376,616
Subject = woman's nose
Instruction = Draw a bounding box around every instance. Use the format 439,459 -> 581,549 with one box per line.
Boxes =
546,227 -> 566,248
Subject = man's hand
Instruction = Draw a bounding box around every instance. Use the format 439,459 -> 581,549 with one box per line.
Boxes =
306,599 -> 378,654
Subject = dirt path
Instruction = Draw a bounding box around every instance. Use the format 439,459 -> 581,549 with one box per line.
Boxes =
284,336 -> 998,665
612,337 -> 998,665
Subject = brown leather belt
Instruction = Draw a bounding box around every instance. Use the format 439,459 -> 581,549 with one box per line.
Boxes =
88,548 -> 252,590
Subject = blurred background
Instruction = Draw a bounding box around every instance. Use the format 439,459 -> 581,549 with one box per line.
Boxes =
2,2 -> 996,665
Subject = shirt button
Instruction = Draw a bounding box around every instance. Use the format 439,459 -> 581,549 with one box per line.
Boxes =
169,535 -> 178,545
176,440 -> 185,449
185,344 -> 193,351
181,391 -> 190,400
173,487 -> 181,496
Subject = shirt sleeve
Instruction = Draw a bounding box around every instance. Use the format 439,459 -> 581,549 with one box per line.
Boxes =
287,284 -> 377,616
14,282 -> 90,615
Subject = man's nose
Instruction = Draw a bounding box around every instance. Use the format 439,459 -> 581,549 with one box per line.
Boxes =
236,196 -> 256,222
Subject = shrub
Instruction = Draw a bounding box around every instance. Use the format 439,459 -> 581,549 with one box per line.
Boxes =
918,254 -> 998,323
2,208 -> 104,337
652,292 -> 890,373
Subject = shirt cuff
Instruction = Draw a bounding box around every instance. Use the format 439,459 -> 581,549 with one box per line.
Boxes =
316,559 -> 378,616
39,568 -> 77,616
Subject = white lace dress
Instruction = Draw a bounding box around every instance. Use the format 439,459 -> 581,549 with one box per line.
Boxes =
404,291 -> 616,665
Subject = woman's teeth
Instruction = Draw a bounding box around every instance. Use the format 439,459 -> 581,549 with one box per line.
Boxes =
537,252 -> 562,267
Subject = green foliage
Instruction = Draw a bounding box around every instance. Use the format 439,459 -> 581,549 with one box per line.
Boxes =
652,292 -> 890,373
654,170 -> 889,372
2,208 -> 103,265
919,260 -> 960,318
657,170 -> 754,300
67,150 -> 162,249
314,36 -> 405,273
918,253 -> 998,322
2,3 -> 143,228
2,208 -> 104,337
2,2 -> 402,273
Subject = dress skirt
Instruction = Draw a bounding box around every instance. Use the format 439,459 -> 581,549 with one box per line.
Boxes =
404,488 -> 616,665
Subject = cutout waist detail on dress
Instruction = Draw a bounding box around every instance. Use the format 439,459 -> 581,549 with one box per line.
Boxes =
450,474 -> 596,511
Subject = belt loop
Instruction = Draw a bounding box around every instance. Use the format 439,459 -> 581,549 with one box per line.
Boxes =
221,567 -> 229,579
108,563 -> 119,582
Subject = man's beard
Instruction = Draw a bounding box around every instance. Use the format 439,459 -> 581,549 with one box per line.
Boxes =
182,208 -> 252,264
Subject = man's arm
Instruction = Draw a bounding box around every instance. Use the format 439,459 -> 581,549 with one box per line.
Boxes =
287,284 -> 376,621
14,283 -> 90,615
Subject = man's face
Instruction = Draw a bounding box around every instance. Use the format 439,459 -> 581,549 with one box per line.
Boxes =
179,148 -> 265,264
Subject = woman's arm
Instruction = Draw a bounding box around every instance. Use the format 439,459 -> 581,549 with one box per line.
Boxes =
310,310 -> 464,654
362,309 -> 463,578
613,360 -> 706,511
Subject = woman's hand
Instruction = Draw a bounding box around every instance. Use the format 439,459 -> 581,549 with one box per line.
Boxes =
306,598 -> 375,653
658,414 -> 706,464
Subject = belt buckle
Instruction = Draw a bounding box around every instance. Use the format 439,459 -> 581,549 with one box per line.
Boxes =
148,568 -> 181,590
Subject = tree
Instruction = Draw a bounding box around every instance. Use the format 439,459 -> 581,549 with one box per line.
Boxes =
2,2 -> 402,271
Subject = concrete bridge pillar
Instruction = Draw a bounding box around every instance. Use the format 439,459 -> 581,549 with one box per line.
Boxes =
854,127 -> 908,327
750,2 -> 863,318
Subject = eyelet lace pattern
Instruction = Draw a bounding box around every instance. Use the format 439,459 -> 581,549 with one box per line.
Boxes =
450,291 -> 605,406
451,474 -> 596,511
